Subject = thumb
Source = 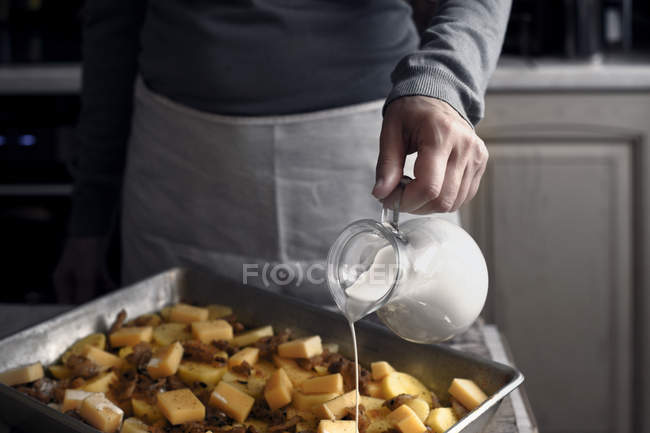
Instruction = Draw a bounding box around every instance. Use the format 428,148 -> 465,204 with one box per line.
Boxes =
373,115 -> 406,199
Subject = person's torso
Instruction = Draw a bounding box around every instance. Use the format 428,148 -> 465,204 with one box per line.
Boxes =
138,0 -> 419,115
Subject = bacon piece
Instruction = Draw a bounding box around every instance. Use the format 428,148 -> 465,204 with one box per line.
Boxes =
65,354 -> 99,379
109,309 -> 127,334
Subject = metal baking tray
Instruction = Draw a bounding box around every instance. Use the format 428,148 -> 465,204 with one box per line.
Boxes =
0,268 -> 523,433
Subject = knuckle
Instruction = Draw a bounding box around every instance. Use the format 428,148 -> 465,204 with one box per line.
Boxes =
437,196 -> 456,212
422,183 -> 442,200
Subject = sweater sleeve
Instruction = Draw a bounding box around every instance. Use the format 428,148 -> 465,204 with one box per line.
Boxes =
68,0 -> 147,236
385,0 -> 512,126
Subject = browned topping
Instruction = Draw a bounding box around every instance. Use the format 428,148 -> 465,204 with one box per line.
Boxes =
383,394 -> 414,411
430,390 -> 441,409
165,374 -> 186,390
450,396 -> 468,419
65,354 -> 99,379
231,360 -> 252,377
205,405 -> 231,425
343,405 -> 370,433
183,340 -> 223,364
212,339 -> 238,357
110,371 -> 136,400
126,342 -> 153,371
222,314 -> 246,334
15,377 -> 57,404
328,354 -> 372,394
268,416 -> 302,433
254,329 -> 291,359
133,373 -> 166,404
109,309 -> 127,334
251,399 -> 286,425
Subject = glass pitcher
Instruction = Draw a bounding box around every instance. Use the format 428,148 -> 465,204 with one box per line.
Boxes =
326,178 -> 488,343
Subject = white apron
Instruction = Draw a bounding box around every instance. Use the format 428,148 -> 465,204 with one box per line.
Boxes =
122,79 -> 459,304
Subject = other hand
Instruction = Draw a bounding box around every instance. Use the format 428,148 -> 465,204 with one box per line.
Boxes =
53,237 -> 115,304
373,96 -> 488,213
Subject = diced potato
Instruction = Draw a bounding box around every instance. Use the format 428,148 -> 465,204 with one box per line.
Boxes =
209,381 -> 255,422
300,373 -> 343,395
128,314 -> 162,327
229,347 -> 260,368
131,398 -> 165,424
61,389 -> 96,412
287,407 -> 318,431
0,362 -> 44,386
388,405 -> 427,433
371,361 -> 395,381
425,408 -> 458,433
147,341 -> 183,379
448,378 -> 487,411
61,333 -> 106,364
365,381 -> 383,398
381,372 -> 432,405
253,360 -> 276,379
118,346 -> 134,359
272,355 -> 315,387
109,326 -> 153,348
264,368 -> 293,410
359,396 -> 385,411
317,420 -> 356,433
82,346 -> 125,370
83,371 -> 118,393
405,398 -> 430,422
222,370 -> 249,384
278,336 -> 322,359
157,389 -> 206,425
315,390 -> 357,420
169,303 -> 209,324
207,304 -> 233,320
49,364 -> 72,380
177,361 -> 227,388
292,391 -> 341,411
450,396 -> 468,419
120,417 -> 150,433
245,418 -> 270,433
191,320 -> 233,343
152,323 -> 191,346
79,392 -> 124,433
246,375 -> 267,399
160,306 -> 172,321
322,343 -> 339,354
232,326 -> 274,347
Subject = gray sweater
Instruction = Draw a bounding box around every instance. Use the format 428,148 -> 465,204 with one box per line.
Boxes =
71,0 -> 511,236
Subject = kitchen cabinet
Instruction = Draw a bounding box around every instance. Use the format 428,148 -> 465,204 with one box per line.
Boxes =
465,88 -> 650,433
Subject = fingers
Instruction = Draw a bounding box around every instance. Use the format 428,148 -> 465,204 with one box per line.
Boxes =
410,149 -> 467,214
400,125 -> 452,212
373,115 -> 406,200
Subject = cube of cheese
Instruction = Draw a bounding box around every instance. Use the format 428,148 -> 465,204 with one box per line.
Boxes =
301,373 -> 343,395
109,326 -> 153,347
169,303 -> 209,324
0,362 -> 43,386
292,391 -> 341,411
425,408 -> 458,433
448,378 -> 487,411
82,346 -> 125,370
405,398 -> 430,422
317,420 -> 356,433
365,381 -> 383,398
49,364 -> 72,380
232,325 -> 274,347
131,398 -> 165,424
191,320 -> 233,343
228,347 -> 260,368
78,392 -> 124,433
264,368 -> 293,410
370,361 -> 395,381
61,389 -> 96,412
157,388 -> 206,425
209,381 -> 255,422
83,371 -> 118,394
272,355 -> 315,387
207,304 -> 233,320
278,336 -> 322,359
147,341 -> 184,379
315,390 -> 357,420
177,361 -> 227,388
388,405 -> 427,433
120,417 -> 150,433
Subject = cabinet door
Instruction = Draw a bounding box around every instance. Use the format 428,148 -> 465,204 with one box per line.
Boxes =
464,139 -> 633,433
